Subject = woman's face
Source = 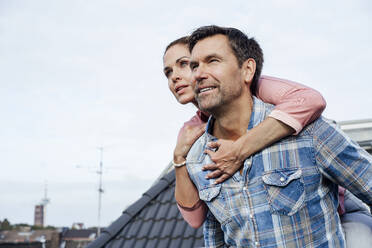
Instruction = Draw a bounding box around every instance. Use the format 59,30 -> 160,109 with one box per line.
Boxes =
163,43 -> 196,105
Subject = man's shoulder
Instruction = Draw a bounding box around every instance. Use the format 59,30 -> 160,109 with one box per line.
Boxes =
253,98 -> 339,139
297,115 -> 341,138
250,97 -> 275,125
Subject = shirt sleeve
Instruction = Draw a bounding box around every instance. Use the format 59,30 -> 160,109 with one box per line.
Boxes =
177,113 -> 205,141
312,118 -> 372,205
256,76 -> 326,135
203,210 -> 226,248
177,200 -> 208,228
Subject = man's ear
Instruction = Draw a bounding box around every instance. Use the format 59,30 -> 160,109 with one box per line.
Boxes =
242,58 -> 256,85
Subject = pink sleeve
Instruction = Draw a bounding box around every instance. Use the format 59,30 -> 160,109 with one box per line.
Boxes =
256,75 -> 326,135
177,200 -> 208,228
177,112 -> 205,141
338,186 -> 346,215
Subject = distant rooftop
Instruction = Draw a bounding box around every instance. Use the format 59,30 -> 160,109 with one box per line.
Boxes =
339,119 -> 372,151
62,229 -> 96,240
0,229 -> 55,243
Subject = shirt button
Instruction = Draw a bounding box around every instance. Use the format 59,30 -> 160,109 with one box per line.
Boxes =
255,241 -> 259,246
243,186 -> 247,191
280,177 -> 285,182
246,160 -> 252,165
249,214 -> 254,218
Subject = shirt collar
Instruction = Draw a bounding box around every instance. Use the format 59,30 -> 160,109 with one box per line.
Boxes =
248,96 -> 273,130
196,110 -> 210,123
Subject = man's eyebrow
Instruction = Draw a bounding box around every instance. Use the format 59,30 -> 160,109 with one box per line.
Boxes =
204,53 -> 222,61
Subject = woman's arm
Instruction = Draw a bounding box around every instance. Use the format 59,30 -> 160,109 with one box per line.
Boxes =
174,120 -> 208,228
203,76 -> 326,183
174,123 -> 205,207
257,75 -> 326,134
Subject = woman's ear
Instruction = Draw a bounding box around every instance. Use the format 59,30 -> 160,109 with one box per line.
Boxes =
242,58 -> 256,85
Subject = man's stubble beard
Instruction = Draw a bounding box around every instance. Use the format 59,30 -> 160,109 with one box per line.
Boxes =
196,82 -> 243,116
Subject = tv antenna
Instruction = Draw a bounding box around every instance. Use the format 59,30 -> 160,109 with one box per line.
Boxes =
97,146 -> 104,236
76,145 -> 123,236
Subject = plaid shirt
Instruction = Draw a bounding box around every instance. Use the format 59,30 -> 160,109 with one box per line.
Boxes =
186,97 -> 372,248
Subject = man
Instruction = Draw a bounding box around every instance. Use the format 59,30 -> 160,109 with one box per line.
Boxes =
185,25 -> 372,247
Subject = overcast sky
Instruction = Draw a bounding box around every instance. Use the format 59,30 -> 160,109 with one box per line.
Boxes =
0,0 -> 371,228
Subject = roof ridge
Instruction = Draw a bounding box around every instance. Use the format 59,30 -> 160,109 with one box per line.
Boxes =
131,215 -> 184,222
86,168 -> 175,248
111,234 -> 204,242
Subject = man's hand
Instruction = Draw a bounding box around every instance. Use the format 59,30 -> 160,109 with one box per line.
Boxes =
202,139 -> 246,184
173,124 -> 206,164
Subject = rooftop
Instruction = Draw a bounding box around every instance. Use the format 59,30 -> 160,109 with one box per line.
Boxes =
87,169 -> 204,248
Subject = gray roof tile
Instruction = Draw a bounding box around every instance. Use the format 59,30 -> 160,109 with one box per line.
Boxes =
131,238 -> 147,248
172,221 -> 187,238
144,238 -> 159,248
168,237 -> 183,248
159,218 -> 177,239
180,237 -> 196,248
118,238 -> 133,248
87,169 -> 204,248
157,238 -> 171,248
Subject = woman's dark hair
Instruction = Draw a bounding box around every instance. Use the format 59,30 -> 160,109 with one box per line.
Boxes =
164,36 -> 189,55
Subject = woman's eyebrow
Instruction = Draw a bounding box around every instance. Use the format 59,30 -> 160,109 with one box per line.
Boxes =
163,66 -> 171,74
175,56 -> 189,63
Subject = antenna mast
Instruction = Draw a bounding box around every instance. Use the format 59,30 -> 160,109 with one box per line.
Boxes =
97,147 -> 104,236
41,181 -> 50,226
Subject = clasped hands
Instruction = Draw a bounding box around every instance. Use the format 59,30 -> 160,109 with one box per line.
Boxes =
203,139 -> 245,184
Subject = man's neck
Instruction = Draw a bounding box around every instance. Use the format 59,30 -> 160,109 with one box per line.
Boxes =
212,96 -> 253,141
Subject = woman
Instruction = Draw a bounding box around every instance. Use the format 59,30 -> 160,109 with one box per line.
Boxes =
163,36 -> 372,246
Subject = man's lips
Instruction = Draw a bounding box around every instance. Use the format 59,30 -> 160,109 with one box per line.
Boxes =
196,86 -> 217,95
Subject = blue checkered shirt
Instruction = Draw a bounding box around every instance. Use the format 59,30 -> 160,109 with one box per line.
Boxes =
186,97 -> 372,248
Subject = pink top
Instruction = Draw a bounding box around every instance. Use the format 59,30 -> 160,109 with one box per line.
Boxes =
338,187 -> 346,215
177,75 -> 329,228
177,110 -> 209,142
258,75 -> 326,135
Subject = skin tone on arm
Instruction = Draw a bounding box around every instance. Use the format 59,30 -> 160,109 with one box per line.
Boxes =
173,124 -> 206,207
164,43 -> 294,208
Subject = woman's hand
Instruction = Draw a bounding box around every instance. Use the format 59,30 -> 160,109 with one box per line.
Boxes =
174,123 -> 206,209
202,139 -> 245,184
201,118 -> 295,184
173,123 -> 206,163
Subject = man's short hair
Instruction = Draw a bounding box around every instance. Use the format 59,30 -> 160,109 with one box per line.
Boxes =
188,25 -> 264,95
164,36 -> 189,55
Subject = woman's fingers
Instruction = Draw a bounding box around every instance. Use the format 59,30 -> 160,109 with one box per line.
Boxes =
214,173 -> 232,184
205,169 -> 223,179
202,162 -> 218,171
207,141 -> 220,149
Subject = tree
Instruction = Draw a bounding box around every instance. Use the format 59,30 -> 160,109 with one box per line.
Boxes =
0,219 -> 11,230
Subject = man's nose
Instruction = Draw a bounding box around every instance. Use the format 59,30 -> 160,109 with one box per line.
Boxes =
192,64 -> 207,83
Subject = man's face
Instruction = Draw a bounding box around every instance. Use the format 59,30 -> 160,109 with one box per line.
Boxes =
190,34 -> 244,113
